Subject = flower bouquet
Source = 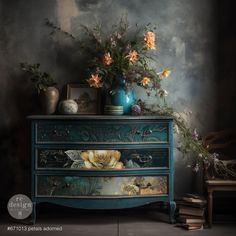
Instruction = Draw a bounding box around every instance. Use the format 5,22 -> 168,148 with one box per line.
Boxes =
82,17 -> 170,97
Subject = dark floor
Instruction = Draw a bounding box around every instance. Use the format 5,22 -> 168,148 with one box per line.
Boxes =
1,207 -> 236,236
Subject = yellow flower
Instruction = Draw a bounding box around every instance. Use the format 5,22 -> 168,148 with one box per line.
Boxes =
161,68 -> 171,77
140,77 -> 151,86
102,52 -> 113,65
144,31 -> 155,49
80,150 -> 122,169
125,50 -> 139,62
87,74 -> 103,88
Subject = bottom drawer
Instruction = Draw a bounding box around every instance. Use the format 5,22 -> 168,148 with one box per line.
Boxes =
36,175 -> 168,197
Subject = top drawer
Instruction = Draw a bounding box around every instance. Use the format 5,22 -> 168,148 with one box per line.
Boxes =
34,120 -> 170,144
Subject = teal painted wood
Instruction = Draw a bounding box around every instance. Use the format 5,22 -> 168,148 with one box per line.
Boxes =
36,120 -> 169,144
34,196 -> 169,209
31,121 -> 36,201
168,120 -> 176,222
28,115 -> 173,120
29,115 -> 175,223
34,169 -> 171,176
33,143 -> 171,150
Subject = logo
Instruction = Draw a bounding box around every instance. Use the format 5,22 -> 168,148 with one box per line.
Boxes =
7,194 -> 33,220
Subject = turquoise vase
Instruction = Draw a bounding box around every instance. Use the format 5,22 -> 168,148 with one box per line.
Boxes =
111,79 -> 136,114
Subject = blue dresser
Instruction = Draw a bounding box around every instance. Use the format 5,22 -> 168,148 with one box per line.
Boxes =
29,115 -> 175,223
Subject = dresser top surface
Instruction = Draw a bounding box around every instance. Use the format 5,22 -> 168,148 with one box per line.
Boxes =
28,115 -> 173,120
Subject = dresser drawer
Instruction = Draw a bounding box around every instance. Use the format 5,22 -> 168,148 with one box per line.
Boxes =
36,148 -> 169,170
35,120 -> 169,144
36,175 -> 168,197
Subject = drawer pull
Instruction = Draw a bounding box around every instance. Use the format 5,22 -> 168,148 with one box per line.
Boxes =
131,154 -> 153,163
52,129 -> 70,137
135,129 -> 153,138
146,129 -> 152,134
139,155 -> 152,163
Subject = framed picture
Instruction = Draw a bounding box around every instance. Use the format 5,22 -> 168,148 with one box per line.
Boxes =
67,84 -> 101,114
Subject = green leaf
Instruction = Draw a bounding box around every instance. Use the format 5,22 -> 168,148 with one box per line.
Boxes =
20,62 -> 57,92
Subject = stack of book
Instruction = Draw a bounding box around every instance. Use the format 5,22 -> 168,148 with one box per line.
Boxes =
176,194 -> 207,231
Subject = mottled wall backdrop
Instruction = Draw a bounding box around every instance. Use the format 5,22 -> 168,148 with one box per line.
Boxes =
0,0 -> 223,203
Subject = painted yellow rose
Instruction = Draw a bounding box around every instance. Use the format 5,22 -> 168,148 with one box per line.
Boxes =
81,150 -> 123,169
80,151 -> 90,161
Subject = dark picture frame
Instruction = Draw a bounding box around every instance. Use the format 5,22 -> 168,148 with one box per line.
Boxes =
67,84 -> 101,114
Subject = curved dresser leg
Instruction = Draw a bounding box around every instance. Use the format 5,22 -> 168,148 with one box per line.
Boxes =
169,201 -> 176,224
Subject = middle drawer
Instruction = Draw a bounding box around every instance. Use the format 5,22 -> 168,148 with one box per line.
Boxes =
36,148 -> 170,170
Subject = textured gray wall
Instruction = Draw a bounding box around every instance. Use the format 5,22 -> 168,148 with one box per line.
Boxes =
0,0 -> 219,201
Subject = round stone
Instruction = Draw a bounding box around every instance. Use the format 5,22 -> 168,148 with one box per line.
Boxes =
58,99 -> 78,114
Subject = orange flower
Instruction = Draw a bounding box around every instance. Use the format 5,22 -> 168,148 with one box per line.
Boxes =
140,77 -> 151,86
161,68 -> 171,77
102,52 -> 113,65
144,31 -> 155,49
125,50 -> 139,62
87,74 -> 103,88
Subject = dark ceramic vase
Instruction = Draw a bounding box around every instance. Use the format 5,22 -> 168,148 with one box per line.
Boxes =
39,87 -> 59,114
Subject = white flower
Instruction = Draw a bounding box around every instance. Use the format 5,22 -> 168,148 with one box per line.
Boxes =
193,128 -> 199,140
174,124 -> 179,134
158,89 -> 168,98
198,153 -> 203,158
193,163 -> 200,173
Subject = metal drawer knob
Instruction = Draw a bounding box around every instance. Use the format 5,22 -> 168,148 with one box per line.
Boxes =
146,129 -> 152,134
139,155 -> 152,163
53,130 -> 57,135
135,129 -> 153,136
131,154 -> 152,163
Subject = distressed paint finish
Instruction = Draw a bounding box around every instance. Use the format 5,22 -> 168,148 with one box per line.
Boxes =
29,115 -> 175,222
0,0 -> 220,201
36,121 -> 169,143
